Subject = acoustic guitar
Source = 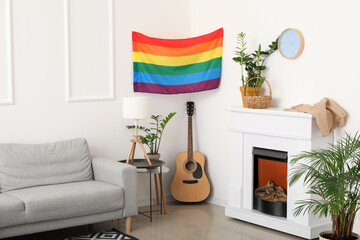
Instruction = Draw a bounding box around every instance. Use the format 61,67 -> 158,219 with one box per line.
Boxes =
171,102 -> 211,202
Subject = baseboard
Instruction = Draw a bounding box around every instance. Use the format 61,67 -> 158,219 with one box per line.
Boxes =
205,197 -> 228,207
138,194 -> 227,207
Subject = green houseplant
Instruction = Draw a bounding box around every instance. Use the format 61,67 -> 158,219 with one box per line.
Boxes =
233,32 -> 278,107
289,133 -> 360,240
126,112 -> 176,157
233,32 -> 278,88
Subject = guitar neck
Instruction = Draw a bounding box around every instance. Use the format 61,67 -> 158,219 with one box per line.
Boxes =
187,116 -> 193,161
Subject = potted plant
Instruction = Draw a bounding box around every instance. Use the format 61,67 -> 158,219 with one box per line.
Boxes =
126,112 -> 176,160
289,133 -> 360,240
233,32 -> 278,107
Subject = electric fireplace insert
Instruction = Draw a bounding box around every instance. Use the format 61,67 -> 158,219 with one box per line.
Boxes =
253,147 -> 288,217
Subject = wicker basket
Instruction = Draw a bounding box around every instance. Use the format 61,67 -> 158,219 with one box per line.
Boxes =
243,80 -> 272,109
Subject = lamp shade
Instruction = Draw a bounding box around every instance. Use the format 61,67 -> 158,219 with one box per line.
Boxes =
122,96 -> 149,119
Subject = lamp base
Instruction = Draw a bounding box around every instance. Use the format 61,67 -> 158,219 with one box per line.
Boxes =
126,135 -> 152,166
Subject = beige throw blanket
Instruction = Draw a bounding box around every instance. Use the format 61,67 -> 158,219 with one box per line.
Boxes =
284,98 -> 346,137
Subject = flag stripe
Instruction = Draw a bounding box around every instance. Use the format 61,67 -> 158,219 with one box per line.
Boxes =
133,37 -> 223,57
132,28 -> 223,48
133,57 -> 222,76
134,67 -> 221,85
133,47 -> 222,66
134,78 -> 220,94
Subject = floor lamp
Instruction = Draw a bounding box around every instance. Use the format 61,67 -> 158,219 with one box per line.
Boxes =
122,96 -> 152,166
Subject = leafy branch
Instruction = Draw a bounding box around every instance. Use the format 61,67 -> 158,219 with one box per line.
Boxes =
233,32 -> 278,88
126,112 -> 176,154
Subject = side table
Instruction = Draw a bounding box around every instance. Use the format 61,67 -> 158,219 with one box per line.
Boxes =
138,166 -> 169,214
119,159 -> 165,222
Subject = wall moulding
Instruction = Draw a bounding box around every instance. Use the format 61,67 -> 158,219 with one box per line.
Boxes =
0,0 -> 14,105
64,0 -> 115,103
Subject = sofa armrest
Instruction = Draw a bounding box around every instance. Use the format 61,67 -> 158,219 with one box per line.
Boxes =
92,157 -> 137,218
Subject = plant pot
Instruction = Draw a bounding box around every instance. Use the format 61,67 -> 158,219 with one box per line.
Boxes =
319,231 -> 359,240
240,86 -> 261,108
146,153 -> 161,160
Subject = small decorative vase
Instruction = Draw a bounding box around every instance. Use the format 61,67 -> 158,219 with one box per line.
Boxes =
319,231 -> 359,240
240,86 -> 261,108
146,153 -> 161,160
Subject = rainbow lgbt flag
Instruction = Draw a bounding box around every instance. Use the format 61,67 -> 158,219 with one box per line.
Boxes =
132,28 -> 223,94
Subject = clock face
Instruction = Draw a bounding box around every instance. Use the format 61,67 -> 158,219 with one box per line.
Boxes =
279,29 -> 304,59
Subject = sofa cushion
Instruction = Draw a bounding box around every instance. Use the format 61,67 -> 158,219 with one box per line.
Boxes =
0,138 -> 93,192
0,194 -> 26,228
5,181 -> 124,224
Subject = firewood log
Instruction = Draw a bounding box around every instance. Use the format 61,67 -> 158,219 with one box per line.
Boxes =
255,180 -> 287,202
255,181 -> 274,193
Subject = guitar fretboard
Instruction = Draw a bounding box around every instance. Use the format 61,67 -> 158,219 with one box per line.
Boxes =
187,116 -> 193,162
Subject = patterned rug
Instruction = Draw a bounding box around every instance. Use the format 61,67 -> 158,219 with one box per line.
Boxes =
64,229 -> 138,240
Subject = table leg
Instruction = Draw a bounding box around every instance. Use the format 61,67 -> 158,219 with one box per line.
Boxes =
160,166 -> 163,214
149,167 -> 152,222
159,172 -> 167,214
154,174 -> 160,205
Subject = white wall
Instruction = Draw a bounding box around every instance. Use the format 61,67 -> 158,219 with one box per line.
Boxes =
0,0 -> 191,203
191,0 -> 360,231
0,0 -> 12,105
3,0 -> 360,232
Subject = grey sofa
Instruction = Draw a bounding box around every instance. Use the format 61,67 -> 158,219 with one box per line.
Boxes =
0,138 -> 137,239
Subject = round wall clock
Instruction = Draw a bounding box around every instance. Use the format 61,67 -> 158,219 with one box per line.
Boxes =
278,28 -> 304,59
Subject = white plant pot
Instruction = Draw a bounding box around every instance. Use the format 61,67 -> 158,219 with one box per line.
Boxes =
319,231 -> 359,240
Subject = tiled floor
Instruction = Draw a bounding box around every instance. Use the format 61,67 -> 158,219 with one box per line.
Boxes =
5,202 -> 304,240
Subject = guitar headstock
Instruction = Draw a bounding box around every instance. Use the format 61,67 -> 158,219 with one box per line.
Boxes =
186,102 -> 195,116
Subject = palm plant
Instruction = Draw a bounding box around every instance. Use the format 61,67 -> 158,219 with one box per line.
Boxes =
126,112 -> 176,154
289,133 -> 360,240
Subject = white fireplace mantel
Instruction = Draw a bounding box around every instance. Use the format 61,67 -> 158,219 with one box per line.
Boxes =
225,107 -> 333,239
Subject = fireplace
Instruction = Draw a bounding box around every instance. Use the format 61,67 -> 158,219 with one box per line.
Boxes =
225,107 -> 333,239
253,147 -> 287,217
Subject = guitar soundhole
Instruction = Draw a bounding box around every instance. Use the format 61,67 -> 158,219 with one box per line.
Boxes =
185,161 -> 196,172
